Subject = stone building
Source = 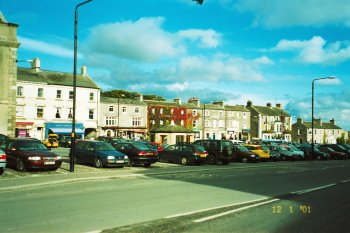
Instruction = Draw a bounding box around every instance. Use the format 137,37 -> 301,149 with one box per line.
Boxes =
0,13 -> 20,137
292,117 -> 348,144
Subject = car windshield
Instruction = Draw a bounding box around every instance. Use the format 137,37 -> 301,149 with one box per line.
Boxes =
18,141 -> 48,151
238,146 -> 249,152
95,142 -> 115,151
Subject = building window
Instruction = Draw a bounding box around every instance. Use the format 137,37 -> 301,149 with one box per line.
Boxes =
181,120 -> 184,126
171,109 -> 174,114
37,88 -> 44,98
135,107 -> 139,113
56,90 -> 62,99
69,91 -> 74,100
17,86 -> 23,96
160,108 -> 163,114
89,92 -> 94,101
212,120 -> 217,128
106,116 -> 117,126
193,110 -> 197,116
109,106 -> 114,112
152,108 -> 155,114
219,111 -> 223,117
219,120 -> 224,127
193,120 -> 197,128
68,108 -> 73,119
89,109 -> 94,119
122,107 -> 127,113
132,118 -> 142,126
181,110 -> 184,115
205,110 -> 210,116
37,108 -> 43,118
160,120 -> 164,125
55,108 -> 61,119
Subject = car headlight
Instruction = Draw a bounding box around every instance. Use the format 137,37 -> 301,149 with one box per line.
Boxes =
28,156 -> 41,161
250,154 -> 255,158
107,156 -> 115,160
56,156 -> 62,160
124,155 -> 129,160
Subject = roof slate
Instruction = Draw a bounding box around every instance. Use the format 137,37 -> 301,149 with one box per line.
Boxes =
17,67 -> 100,89
100,96 -> 146,105
251,106 -> 291,117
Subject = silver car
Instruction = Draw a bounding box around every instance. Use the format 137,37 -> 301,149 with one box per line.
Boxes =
0,148 -> 6,175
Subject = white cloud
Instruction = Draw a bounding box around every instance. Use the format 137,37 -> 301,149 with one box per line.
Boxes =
18,36 -> 75,58
85,17 -> 184,63
270,36 -> 350,64
234,0 -> 350,28
177,29 -> 221,48
166,82 -> 190,92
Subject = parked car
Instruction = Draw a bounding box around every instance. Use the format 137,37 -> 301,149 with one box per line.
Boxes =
59,135 -> 72,148
265,145 -> 281,161
296,144 -> 329,160
43,133 -> 59,148
232,145 -> 259,163
2,138 -> 62,172
114,142 -> 159,167
150,142 -> 168,152
269,145 -> 299,161
323,144 -> 350,158
0,149 -> 6,175
159,143 -> 207,165
96,136 -> 127,146
285,145 -> 305,160
243,144 -> 271,160
193,140 -> 234,165
318,145 -> 347,160
74,140 -> 129,168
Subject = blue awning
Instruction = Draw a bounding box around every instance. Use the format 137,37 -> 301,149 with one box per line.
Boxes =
49,128 -> 84,134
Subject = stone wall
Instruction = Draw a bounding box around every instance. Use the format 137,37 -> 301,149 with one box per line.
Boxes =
0,13 -> 20,137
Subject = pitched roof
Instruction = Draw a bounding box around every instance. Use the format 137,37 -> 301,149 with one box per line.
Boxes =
225,105 -> 249,112
100,96 -> 146,105
251,106 -> 291,117
17,67 -> 100,89
301,121 -> 342,130
144,100 -> 181,107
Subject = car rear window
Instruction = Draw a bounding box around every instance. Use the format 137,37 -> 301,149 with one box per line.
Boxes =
133,143 -> 151,150
95,142 -> 115,151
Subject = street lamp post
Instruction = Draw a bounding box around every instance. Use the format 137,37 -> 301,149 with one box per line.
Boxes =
70,0 -> 93,172
311,76 -> 335,159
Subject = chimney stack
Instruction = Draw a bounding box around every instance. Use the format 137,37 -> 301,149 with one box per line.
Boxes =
31,58 -> 40,72
81,65 -> 87,76
174,97 -> 181,105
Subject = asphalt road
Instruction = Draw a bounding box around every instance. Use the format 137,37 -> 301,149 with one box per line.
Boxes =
1,160 -> 350,233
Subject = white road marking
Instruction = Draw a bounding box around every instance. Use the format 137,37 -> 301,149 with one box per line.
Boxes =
193,199 -> 280,223
291,183 -> 336,195
166,197 -> 269,219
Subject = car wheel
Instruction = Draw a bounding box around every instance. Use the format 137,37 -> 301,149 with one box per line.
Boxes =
0,168 -> 4,175
143,163 -> 151,168
94,158 -> 103,168
241,157 -> 248,163
208,154 -> 217,165
181,157 -> 188,165
16,159 -> 26,172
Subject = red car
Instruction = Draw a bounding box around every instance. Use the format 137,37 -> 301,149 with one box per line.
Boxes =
318,145 -> 346,160
2,138 -> 62,172
0,149 -> 6,175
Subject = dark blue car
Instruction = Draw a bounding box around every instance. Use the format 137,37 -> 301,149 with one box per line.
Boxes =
74,140 -> 129,168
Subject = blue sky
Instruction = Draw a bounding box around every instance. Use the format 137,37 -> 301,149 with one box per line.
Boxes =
1,0 -> 349,130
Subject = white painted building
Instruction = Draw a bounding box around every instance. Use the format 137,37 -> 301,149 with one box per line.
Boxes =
16,59 -> 100,141
99,96 -> 147,140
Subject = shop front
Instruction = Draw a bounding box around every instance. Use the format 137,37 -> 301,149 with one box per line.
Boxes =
45,122 -> 85,140
15,122 -> 34,137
